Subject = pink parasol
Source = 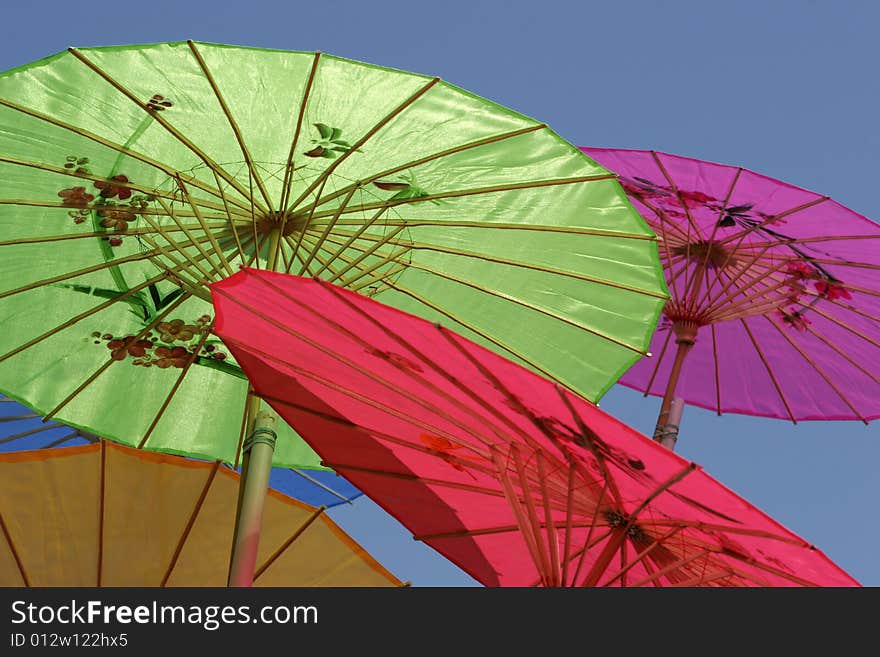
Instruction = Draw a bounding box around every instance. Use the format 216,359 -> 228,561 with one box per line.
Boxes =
582,148 -> 880,446
209,268 -> 858,587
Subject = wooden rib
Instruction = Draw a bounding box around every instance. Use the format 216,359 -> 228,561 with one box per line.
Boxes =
791,302 -> 880,353
0,512 -> 29,586
763,315 -> 867,422
492,446 -> 551,586
703,259 -> 793,321
42,293 -> 191,421
667,571 -> 737,587
296,184 -> 360,275
711,324 -> 722,415
68,47 -> 268,214
287,175 -> 331,267
174,175 -> 234,276
0,154 -> 246,217
717,196 -> 830,247
307,218 -> 658,241
629,463 -> 697,520
187,41 -> 273,211
349,262 -> 408,293
0,247 -> 170,301
638,518 -> 805,545
724,233 -> 880,249
138,327 -> 214,448
685,167 -> 743,313
135,215 -> 218,283
568,484 -> 611,586
0,423 -> 61,444
511,446 -> 555,583
553,387 -> 624,507
278,52 -> 322,212
779,256 -> 880,272
321,229 -> 667,300
561,461 -> 576,586
718,548 -> 821,587
42,431 -> 83,448
383,280 -> 566,385
295,124 -> 548,214
0,96 -> 255,214
288,468 -> 354,505
152,195 -> 225,280
253,506 -> 326,582
301,174 -> 618,222
739,319 -> 797,423
349,254 -> 652,355
321,226 -> 408,284
629,196 -> 692,243
580,527 -> 629,587
535,452 -> 561,585
286,77 -> 440,213
301,238 -> 575,391
601,525 -> 686,587
643,327 -> 673,397
651,150 -> 702,302
0,198 -> 241,222
651,150 -> 703,240
698,244 -> 776,315
0,414 -> 38,422
799,323 -> 880,384
283,234 -> 323,277
210,167 -> 247,265
160,460 -> 220,586
309,206 -> 393,277
0,224 -> 234,248
627,548 -> 713,587
97,440 -> 106,586
0,270 -> 172,365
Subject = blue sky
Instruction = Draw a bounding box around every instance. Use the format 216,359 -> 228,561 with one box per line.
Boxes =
2,0 -> 878,586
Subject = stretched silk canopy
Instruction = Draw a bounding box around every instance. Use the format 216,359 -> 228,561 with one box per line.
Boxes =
583,148 -> 880,433
210,270 -> 859,587
0,441 -> 400,586
0,42 -> 666,470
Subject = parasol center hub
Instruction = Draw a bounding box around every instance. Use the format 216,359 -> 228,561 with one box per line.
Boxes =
255,211 -> 307,237
672,320 -> 699,345
671,239 -> 738,270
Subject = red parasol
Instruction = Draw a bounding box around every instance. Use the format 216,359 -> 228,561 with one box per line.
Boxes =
210,269 -> 858,586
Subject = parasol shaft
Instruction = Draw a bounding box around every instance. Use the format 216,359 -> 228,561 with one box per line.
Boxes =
653,323 -> 697,450
228,408 -> 278,586
228,229 -> 285,586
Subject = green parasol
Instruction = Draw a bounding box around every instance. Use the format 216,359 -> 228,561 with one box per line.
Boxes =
0,41 -> 667,583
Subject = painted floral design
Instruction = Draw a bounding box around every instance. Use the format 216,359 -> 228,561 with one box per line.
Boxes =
304,123 -> 356,158
776,308 -> 811,332
107,335 -> 153,361
153,346 -> 193,369
94,174 -> 133,200
814,281 -> 852,301
97,206 -> 137,230
372,171 -> 441,205
146,94 -> 173,112
158,319 -> 199,343
92,313 -> 228,370
58,186 -> 94,208
56,155 -> 157,248
419,433 -> 482,478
